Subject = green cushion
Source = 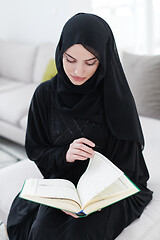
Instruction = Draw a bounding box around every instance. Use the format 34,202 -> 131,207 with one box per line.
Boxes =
42,59 -> 57,82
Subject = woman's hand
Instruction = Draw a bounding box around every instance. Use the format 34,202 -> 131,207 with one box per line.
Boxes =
62,209 -> 101,218
62,210 -> 79,218
66,138 -> 95,163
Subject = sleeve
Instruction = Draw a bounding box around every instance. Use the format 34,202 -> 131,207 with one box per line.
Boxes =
107,135 -> 150,189
25,83 -> 69,178
106,135 -> 153,219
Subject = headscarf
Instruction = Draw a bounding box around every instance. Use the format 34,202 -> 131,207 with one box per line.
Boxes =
51,13 -> 144,149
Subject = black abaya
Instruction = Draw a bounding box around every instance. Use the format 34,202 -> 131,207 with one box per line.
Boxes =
7,81 -> 152,240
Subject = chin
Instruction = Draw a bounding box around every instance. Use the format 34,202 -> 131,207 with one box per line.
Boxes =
69,76 -> 88,86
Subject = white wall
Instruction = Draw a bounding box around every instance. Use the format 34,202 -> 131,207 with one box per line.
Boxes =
0,0 -> 91,44
91,0 -> 160,55
1,0 -> 159,54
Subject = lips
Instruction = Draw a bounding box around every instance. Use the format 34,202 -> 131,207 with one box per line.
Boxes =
71,75 -> 86,82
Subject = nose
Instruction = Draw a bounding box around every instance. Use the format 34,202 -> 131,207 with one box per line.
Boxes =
74,63 -> 84,76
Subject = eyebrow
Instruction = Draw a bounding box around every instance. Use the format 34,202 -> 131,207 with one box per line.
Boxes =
65,52 -> 97,61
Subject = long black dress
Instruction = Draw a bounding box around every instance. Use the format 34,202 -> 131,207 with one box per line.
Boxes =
7,80 -> 152,240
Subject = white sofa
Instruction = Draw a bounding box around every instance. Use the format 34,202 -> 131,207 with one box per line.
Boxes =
0,116 -> 160,239
0,42 -> 160,146
0,41 -> 56,145
0,42 -> 160,239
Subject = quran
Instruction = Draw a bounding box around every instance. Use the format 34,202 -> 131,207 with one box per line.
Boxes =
20,152 -> 140,216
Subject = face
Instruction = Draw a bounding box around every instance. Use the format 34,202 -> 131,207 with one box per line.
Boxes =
63,44 -> 99,85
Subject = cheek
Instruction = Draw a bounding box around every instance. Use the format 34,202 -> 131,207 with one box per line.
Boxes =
63,61 -> 70,76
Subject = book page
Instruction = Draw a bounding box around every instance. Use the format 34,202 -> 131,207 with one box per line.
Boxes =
20,178 -> 81,205
84,174 -> 132,207
84,176 -> 139,215
77,152 -> 123,207
21,195 -> 81,213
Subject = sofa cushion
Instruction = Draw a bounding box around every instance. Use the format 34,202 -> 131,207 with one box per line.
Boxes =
33,43 -> 56,83
122,52 -> 160,120
0,120 -> 26,145
0,83 -> 38,126
0,41 -> 37,83
140,117 -> 160,184
19,114 -> 28,130
0,77 -> 24,92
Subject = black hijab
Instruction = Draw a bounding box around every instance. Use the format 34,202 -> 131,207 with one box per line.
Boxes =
51,13 -> 144,149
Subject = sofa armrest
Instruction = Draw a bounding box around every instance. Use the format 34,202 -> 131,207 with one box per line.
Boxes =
0,159 -> 42,224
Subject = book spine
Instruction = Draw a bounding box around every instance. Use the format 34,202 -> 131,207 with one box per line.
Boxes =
76,210 -> 87,217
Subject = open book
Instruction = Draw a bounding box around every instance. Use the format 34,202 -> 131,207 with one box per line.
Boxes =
19,152 -> 140,216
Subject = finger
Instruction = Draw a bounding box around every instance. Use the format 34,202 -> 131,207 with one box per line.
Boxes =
69,212 -> 79,218
74,148 -> 94,159
76,143 -> 95,156
67,138 -> 95,162
74,154 -> 88,160
74,138 -> 95,148
62,210 -> 79,218
72,154 -> 88,161
71,140 -> 95,158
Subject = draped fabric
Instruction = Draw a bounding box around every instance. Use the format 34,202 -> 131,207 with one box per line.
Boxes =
7,81 -> 152,240
52,12 -> 144,148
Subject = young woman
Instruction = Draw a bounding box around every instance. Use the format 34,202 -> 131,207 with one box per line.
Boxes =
7,13 -> 152,240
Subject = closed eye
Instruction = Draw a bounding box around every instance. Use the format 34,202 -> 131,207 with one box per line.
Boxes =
66,57 -> 76,63
85,60 -> 97,66
64,52 -> 98,66
64,53 -> 76,63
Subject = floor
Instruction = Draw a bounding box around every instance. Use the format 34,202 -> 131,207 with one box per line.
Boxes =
0,136 -> 27,239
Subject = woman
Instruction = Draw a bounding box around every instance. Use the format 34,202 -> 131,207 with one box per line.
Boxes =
7,13 -> 152,240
